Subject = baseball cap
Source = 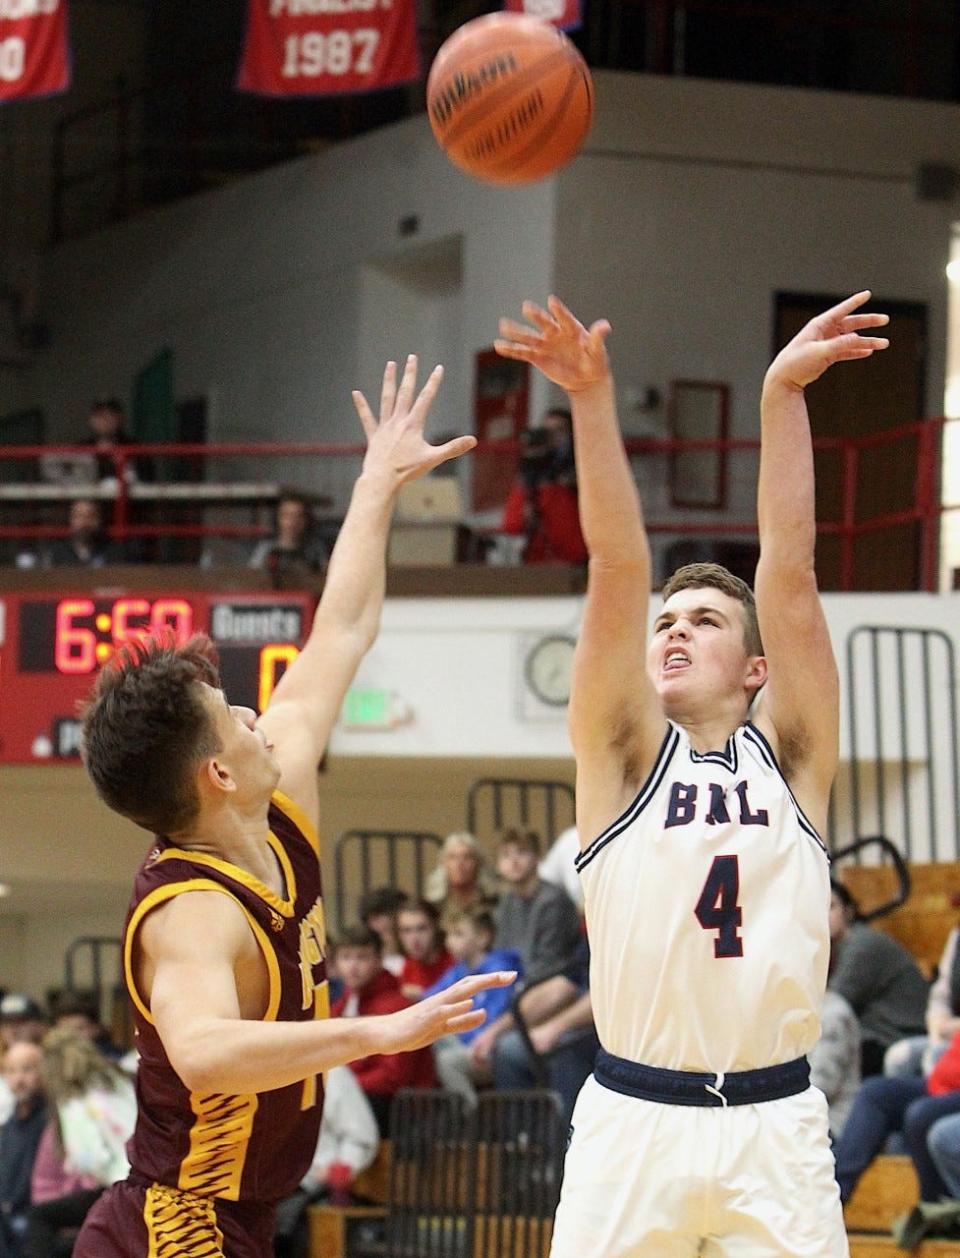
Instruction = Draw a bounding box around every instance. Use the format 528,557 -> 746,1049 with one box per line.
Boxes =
0,993 -> 45,1022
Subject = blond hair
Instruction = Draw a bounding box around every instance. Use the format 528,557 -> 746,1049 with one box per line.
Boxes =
661,562 -> 763,657
40,1026 -> 125,1106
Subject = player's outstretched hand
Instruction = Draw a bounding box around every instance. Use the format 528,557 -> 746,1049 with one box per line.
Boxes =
353,355 -> 477,485
382,970 -> 517,1054
765,291 -> 889,393
496,296 -> 611,393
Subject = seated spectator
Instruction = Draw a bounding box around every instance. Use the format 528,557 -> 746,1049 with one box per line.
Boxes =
828,880 -> 928,1076
886,922 -> 960,1080
0,996 -> 48,1127
273,1063 -> 380,1257
425,832 -> 499,929
0,1040 -> 47,1257
423,909 -> 522,1105
395,901 -> 452,1001
809,989 -> 860,1139
81,399 -> 152,485
22,1028 -> 135,1258
927,1110 -> 960,1200
491,945 -> 598,1129
538,825 -> 583,911
331,927 -> 436,1135
49,993 -> 124,1063
358,887 -> 408,978
466,829 -> 582,1077
249,494 -> 329,581
832,1026 -> 960,1208
500,410 -> 587,564
493,828 -> 582,986
43,499 -> 125,569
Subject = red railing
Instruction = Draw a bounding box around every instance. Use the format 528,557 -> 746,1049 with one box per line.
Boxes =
0,417 -> 953,590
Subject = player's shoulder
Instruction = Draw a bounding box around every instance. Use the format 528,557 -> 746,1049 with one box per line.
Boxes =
137,884 -> 251,961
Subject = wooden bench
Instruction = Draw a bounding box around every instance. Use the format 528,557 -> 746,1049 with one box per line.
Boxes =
848,1238 -> 960,1257
307,1140 -> 391,1258
839,861 -> 960,976
845,1155 -> 918,1233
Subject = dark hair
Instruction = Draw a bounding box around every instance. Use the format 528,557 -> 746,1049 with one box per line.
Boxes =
661,562 -> 763,657
544,407 -> 572,425
51,991 -> 100,1025
335,925 -> 383,955
81,633 -> 222,835
358,887 -> 409,923
496,827 -> 542,858
448,907 -> 496,941
830,879 -> 859,919
397,899 -> 441,927
90,398 -> 125,416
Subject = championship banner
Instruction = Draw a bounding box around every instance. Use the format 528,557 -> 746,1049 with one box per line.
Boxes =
504,0 -> 583,31
237,0 -> 420,97
0,0 -> 71,103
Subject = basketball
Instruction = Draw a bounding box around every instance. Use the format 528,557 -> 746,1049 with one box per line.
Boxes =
427,13 -> 594,186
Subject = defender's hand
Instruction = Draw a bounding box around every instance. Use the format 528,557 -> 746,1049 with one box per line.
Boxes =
353,355 -> 476,486
496,296 -> 611,393
380,970 -> 517,1054
764,291 -> 889,393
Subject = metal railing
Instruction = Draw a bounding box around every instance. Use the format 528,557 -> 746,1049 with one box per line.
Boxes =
0,418 -> 951,589
466,778 -> 576,847
333,829 -> 442,932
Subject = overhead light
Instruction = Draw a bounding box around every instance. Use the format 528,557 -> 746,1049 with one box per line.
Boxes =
0,884 -> 9,898
947,259 -> 960,282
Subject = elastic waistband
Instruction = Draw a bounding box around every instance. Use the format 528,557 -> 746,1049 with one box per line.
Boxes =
594,1049 -> 810,1107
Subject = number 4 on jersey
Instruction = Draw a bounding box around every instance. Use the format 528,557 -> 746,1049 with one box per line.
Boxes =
695,855 -> 743,958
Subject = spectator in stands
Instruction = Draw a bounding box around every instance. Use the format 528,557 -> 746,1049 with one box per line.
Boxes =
492,828 -> 582,986
22,1028 -> 135,1258
538,825 -> 583,911
358,888 -> 408,978
832,1026 -> 960,1208
809,989 -> 860,1139
500,409 -> 587,564
248,494 -> 329,581
331,927 -> 436,1135
50,993 -> 124,1064
423,908 -> 521,1104
0,1040 -> 46,1257
81,399 -> 151,485
395,901 -> 452,1001
0,998 -> 47,1128
491,939 -> 598,1128
828,880 -> 928,1076
425,832 -> 499,930
886,922 -> 960,1080
43,499 -> 125,569
273,1063 -> 380,1258
466,829 -> 582,1076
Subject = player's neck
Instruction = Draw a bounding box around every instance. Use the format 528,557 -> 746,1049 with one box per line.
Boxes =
171,797 -> 281,893
676,701 -> 749,755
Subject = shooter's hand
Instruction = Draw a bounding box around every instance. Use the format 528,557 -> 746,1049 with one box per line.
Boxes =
764,291 -> 889,393
496,296 -> 611,393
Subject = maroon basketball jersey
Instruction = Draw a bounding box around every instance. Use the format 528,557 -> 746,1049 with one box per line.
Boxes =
122,790 -> 329,1204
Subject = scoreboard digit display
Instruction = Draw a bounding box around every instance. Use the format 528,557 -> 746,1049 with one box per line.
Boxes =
0,591 -> 313,763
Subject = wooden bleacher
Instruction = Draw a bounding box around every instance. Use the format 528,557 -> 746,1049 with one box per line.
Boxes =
839,861 -> 960,977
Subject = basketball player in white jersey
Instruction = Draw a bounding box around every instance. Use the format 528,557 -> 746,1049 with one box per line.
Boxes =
495,292 -> 889,1257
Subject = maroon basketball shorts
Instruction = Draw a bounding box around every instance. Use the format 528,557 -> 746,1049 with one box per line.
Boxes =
73,1177 -> 276,1258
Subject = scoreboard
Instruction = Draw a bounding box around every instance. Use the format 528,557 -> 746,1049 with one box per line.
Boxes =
0,590 -> 313,763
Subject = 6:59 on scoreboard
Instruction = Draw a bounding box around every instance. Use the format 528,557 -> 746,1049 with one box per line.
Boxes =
0,591 -> 313,764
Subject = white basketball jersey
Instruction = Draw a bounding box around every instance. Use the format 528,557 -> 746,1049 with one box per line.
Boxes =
577,720 -> 831,1074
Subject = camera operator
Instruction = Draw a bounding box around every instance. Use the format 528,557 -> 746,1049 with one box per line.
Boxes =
500,408 -> 587,563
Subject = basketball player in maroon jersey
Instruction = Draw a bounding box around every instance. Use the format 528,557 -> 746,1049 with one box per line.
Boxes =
74,357 -> 515,1258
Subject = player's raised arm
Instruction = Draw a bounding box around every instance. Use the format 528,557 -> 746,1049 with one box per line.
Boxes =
496,297 -> 665,839
257,357 -> 476,820
753,292 -> 889,825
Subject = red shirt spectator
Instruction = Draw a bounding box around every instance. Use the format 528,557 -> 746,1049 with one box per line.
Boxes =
501,481 -> 587,563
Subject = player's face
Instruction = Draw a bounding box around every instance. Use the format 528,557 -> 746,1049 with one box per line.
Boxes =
397,911 -> 438,961
336,946 -> 382,992
203,686 -> 280,800
647,587 -> 762,716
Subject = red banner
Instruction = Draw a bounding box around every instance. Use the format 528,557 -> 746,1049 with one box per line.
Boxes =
0,0 -> 70,103
504,0 -> 583,31
237,0 -> 420,97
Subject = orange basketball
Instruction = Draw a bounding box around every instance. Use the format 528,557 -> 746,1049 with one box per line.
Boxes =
427,13 -> 594,186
